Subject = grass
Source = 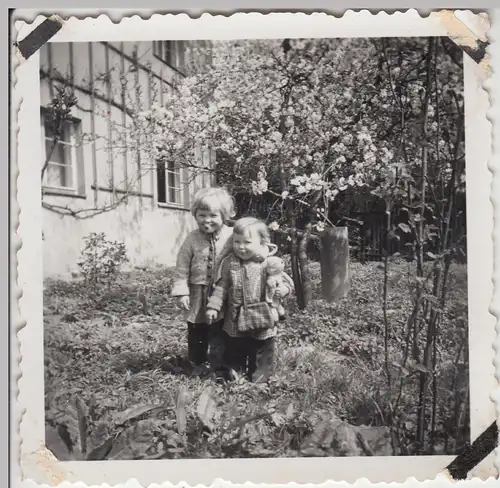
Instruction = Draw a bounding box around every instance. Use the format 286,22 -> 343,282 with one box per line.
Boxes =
43,259 -> 469,460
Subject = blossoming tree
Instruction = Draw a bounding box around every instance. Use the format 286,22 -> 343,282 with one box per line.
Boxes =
134,38 -> 391,305
134,36 -> 464,316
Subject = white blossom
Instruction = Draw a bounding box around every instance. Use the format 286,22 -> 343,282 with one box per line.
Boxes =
251,178 -> 268,195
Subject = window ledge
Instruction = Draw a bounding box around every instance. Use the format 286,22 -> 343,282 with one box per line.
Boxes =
157,202 -> 190,212
91,185 -> 153,198
43,188 -> 87,199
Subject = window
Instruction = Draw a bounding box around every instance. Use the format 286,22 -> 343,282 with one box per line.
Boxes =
153,41 -> 186,73
156,160 -> 189,207
41,108 -> 83,194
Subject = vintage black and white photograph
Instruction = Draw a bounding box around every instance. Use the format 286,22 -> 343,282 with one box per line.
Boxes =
40,33 -> 471,461
13,10 -> 496,486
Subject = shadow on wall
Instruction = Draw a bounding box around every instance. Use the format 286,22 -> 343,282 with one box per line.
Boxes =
43,196 -> 197,279
115,201 -> 196,271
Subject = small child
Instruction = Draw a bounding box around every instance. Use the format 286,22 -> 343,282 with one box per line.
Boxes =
171,187 -> 235,373
212,230 -> 278,283
265,256 -> 295,323
206,217 -> 294,383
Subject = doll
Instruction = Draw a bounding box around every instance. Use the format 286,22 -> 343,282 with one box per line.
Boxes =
265,256 -> 295,323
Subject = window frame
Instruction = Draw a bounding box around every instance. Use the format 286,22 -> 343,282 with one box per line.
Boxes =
40,107 -> 85,197
165,160 -> 183,205
152,40 -> 186,75
156,158 -> 190,209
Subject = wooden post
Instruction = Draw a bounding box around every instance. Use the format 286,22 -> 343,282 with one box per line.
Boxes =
290,229 -> 305,309
320,226 -> 350,302
298,224 -> 313,308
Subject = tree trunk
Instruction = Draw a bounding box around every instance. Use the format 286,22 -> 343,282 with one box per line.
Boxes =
319,226 -> 350,302
290,229 -> 305,309
275,52 -> 299,307
382,205 -> 392,394
298,224 -> 313,308
416,36 -> 435,453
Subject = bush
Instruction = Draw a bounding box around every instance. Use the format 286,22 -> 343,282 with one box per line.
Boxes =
77,232 -> 129,287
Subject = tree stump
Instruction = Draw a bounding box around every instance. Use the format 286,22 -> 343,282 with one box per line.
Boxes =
320,226 -> 350,302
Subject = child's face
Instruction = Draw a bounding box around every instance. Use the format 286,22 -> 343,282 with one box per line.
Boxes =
195,208 -> 223,234
233,229 -> 264,261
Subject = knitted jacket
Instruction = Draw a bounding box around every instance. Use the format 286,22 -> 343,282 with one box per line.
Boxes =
171,225 -> 233,297
212,237 -> 278,284
207,253 -> 294,340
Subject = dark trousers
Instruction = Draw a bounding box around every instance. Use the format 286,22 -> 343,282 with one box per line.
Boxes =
223,332 -> 276,383
187,320 -> 224,369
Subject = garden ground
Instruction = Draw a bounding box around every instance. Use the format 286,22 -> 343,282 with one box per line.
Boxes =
43,259 -> 469,461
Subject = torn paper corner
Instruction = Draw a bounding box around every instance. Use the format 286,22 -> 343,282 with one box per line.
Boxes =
431,10 -> 491,80
433,10 -> 489,49
22,444 -> 69,486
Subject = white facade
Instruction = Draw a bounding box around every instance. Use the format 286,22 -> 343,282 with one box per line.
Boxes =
40,41 -> 213,278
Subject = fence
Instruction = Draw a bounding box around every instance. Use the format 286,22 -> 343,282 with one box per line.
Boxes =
233,192 -> 467,264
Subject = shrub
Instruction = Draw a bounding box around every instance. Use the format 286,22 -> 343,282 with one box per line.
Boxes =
77,232 -> 129,287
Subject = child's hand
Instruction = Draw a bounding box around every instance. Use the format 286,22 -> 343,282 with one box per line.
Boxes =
179,296 -> 190,310
274,284 -> 290,299
206,309 -> 218,324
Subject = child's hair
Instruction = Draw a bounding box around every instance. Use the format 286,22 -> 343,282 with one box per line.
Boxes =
191,187 -> 236,222
232,217 -> 271,244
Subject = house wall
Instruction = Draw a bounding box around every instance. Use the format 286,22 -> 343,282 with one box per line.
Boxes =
42,193 -> 195,277
40,41 -> 212,278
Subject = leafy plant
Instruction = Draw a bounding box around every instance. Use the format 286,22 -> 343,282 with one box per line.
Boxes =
46,396 -> 166,461
77,232 -> 129,287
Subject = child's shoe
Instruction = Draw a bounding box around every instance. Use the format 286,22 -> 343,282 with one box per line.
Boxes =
191,362 -> 211,377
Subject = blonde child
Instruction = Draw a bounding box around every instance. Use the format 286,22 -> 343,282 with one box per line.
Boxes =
171,187 -> 235,372
206,217 -> 294,382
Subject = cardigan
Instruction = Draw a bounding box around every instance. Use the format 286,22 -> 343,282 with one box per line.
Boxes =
207,253 -> 294,340
171,225 -> 233,297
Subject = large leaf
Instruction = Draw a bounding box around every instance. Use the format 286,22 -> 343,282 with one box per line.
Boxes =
45,424 -> 72,461
300,416 -> 391,457
86,420 -> 110,454
407,359 -> 431,374
422,294 -> 440,305
51,402 -> 84,456
86,434 -> 119,461
412,363 -> 432,374
271,413 -> 285,427
114,404 -> 158,427
175,386 -> 189,436
196,386 -> 217,431
74,395 -> 89,454
107,419 -> 160,460
392,361 -> 410,376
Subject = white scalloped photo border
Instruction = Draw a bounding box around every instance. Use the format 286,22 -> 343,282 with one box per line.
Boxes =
11,8 -> 499,488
